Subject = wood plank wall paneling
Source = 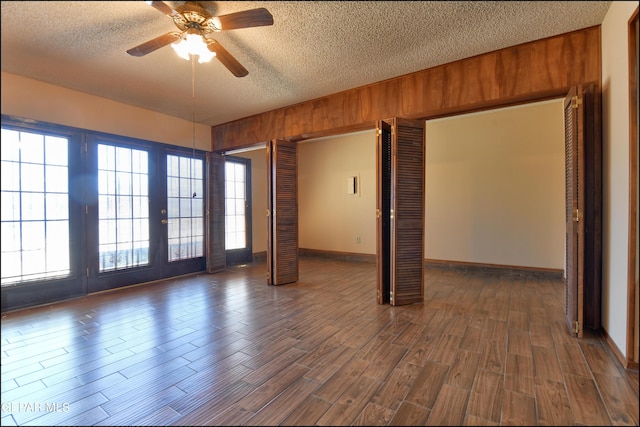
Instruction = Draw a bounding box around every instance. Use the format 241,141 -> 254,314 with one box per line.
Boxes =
212,27 -> 601,151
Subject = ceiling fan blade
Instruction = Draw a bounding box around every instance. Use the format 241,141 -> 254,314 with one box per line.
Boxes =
211,8 -> 273,30
207,40 -> 248,77
127,32 -> 181,57
147,1 -> 179,17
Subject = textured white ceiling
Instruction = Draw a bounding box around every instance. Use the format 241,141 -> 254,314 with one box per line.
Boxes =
1,1 -> 612,127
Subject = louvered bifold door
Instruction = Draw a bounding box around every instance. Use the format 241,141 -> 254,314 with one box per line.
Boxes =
267,139 -> 298,285
580,83 -> 601,331
390,118 -> 425,306
207,152 -> 226,273
376,120 -> 392,304
564,85 -> 585,338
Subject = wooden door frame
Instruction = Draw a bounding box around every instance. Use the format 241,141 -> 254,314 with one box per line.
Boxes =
414,90 -> 598,338
627,8 -> 639,368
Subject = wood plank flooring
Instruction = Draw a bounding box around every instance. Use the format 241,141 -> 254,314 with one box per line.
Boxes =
1,257 -> 638,426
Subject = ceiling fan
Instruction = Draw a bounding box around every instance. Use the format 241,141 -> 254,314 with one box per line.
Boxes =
126,1 -> 273,77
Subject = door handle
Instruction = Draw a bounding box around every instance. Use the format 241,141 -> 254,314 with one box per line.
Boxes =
161,219 -> 168,225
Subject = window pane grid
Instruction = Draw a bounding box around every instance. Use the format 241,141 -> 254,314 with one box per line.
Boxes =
1,129 -> 71,285
98,144 -> 149,272
167,155 -> 204,262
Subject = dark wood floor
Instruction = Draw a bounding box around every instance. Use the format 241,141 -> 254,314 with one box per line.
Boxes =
1,257 -> 638,426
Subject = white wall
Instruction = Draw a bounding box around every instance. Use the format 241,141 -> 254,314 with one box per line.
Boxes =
232,134 -> 378,257
234,132 -> 378,258
601,1 -> 638,358
425,100 -> 566,270
1,72 -> 211,151
298,131 -> 377,254
297,102 -> 566,271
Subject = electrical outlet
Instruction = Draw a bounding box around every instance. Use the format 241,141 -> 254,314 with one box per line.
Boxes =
356,236 -> 361,244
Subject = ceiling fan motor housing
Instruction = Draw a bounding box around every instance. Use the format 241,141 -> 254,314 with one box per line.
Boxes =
173,2 -> 219,34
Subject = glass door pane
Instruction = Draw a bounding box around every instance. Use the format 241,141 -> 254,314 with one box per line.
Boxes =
225,161 -> 246,250
166,154 -> 204,261
97,144 -> 150,272
1,128 -> 71,284
225,156 -> 252,265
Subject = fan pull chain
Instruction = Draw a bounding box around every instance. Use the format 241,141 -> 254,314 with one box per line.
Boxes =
191,56 -> 197,198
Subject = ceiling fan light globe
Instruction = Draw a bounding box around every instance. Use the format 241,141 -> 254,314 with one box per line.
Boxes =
171,33 -> 215,63
171,40 -> 190,60
196,49 -> 215,63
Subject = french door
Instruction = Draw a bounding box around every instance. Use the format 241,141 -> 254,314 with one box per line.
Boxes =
86,135 -> 206,292
1,116 -> 206,309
